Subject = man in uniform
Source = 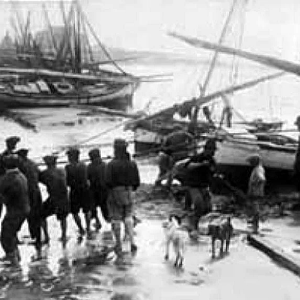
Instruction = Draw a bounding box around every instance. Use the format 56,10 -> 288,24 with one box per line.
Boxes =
184,139 -> 217,233
17,148 -> 42,248
65,148 -> 91,236
0,155 -> 30,263
87,148 -> 109,230
106,139 -> 140,257
39,155 -> 69,243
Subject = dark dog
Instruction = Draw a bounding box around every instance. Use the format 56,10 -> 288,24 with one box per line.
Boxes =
207,216 -> 233,258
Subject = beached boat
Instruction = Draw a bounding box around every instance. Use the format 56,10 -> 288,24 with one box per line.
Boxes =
0,1 -> 137,110
130,0 -> 298,179
0,69 -> 135,109
133,120 -> 297,172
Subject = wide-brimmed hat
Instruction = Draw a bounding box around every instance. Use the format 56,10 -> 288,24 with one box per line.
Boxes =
5,136 -> 20,146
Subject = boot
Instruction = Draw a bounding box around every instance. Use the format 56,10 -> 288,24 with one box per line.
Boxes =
111,221 -> 122,256
124,217 -> 137,253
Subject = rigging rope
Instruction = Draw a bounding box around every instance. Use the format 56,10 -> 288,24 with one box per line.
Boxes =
79,4 -> 127,76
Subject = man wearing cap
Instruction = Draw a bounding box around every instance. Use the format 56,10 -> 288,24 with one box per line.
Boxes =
183,139 -> 217,233
246,154 -> 266,233
87,148 -> 109,230
0,136 -> 21,192
17,148 -> 42,247
1,136 -> 20,158
39,155 -> 69,243
65,148 -> 91,236
294,116 -> 300,205
0,154 -> 30,263
106,138 -> 140,256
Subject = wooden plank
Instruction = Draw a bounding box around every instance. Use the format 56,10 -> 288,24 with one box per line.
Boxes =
71,104 -> 144,119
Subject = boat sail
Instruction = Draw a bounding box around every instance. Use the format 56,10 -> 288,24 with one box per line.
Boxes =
0,0 -> 138,109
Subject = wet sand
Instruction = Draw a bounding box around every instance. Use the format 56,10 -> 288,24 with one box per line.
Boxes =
0,108 -> 300,299
0,186 -> 299,300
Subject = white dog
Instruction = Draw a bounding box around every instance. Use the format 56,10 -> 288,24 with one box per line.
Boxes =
163,214 -> 187,268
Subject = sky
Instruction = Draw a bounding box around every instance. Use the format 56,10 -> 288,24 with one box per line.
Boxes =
0,0 -> 300,61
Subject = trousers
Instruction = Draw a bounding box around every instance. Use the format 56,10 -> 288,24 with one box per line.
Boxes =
1,212 -> 26,255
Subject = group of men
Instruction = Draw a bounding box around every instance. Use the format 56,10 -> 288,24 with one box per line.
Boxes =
156,124 -> 268,234
156,125 -> 219,233
0,136 -> 140,263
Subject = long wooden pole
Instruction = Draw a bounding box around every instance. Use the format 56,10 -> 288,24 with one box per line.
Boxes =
128,71 -> 283,127
191,0 -> 238,124
169,32 -> 300,77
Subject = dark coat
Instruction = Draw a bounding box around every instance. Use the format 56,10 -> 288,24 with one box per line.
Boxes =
106,156 -> 140,190
87,158 -> 107,189
0,168 -> 30,215
39,167 -> 69,208
65,162 -> 89,190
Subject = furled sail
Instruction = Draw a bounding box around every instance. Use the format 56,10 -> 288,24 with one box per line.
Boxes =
168,31 -> 300,76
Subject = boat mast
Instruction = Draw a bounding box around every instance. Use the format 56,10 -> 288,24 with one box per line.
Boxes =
80,10 -> 95,69
42,3 -> 58,55
191,0 -> 238,127
58,0 -> 75,71
77,3 -> 127,75
75,0 -> 81,73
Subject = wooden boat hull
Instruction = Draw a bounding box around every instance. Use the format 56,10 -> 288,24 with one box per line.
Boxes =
134,127 -> 297,171
0,83 -> 134,110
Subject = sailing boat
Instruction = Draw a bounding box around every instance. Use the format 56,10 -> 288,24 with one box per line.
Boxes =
131,0 -> 270,151
130,0 -> 298,184
0,1 -> 138,110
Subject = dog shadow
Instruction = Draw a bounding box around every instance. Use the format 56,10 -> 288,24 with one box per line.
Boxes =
164,259 -> 185,274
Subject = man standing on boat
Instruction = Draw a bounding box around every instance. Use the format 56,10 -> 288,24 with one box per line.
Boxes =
183,139 -> 217,234
87,148 -> 109,230
0,155 -> 30,263
106,139 -> 140,257
65,148 -> 92,236
17,148 -> 42,248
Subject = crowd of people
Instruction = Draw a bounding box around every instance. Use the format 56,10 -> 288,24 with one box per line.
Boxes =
0,136 -> 140,264
3,114 -> 298,264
